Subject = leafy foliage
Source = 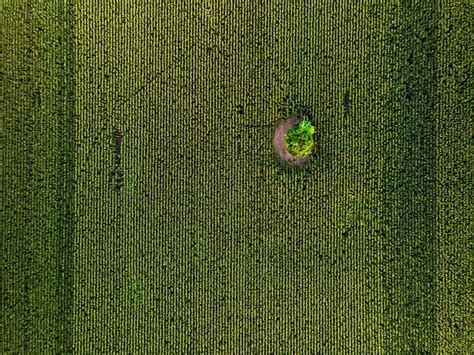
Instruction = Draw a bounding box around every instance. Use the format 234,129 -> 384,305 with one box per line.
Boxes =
284,119 -> 315,157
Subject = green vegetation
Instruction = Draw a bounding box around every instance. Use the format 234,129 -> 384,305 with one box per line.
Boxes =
2,1 -> 74,353
128,279 -> 144,305
2,1 -> 472,353
125,172 -> 135,194
285,119 -> 315,158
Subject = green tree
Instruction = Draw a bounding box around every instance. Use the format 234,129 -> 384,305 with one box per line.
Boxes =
285,119 -> 315,157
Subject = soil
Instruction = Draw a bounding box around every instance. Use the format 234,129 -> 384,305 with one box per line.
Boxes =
272,115 -> 313,168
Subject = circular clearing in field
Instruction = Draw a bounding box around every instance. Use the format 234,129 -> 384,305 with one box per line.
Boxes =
272,114 -> 315,168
